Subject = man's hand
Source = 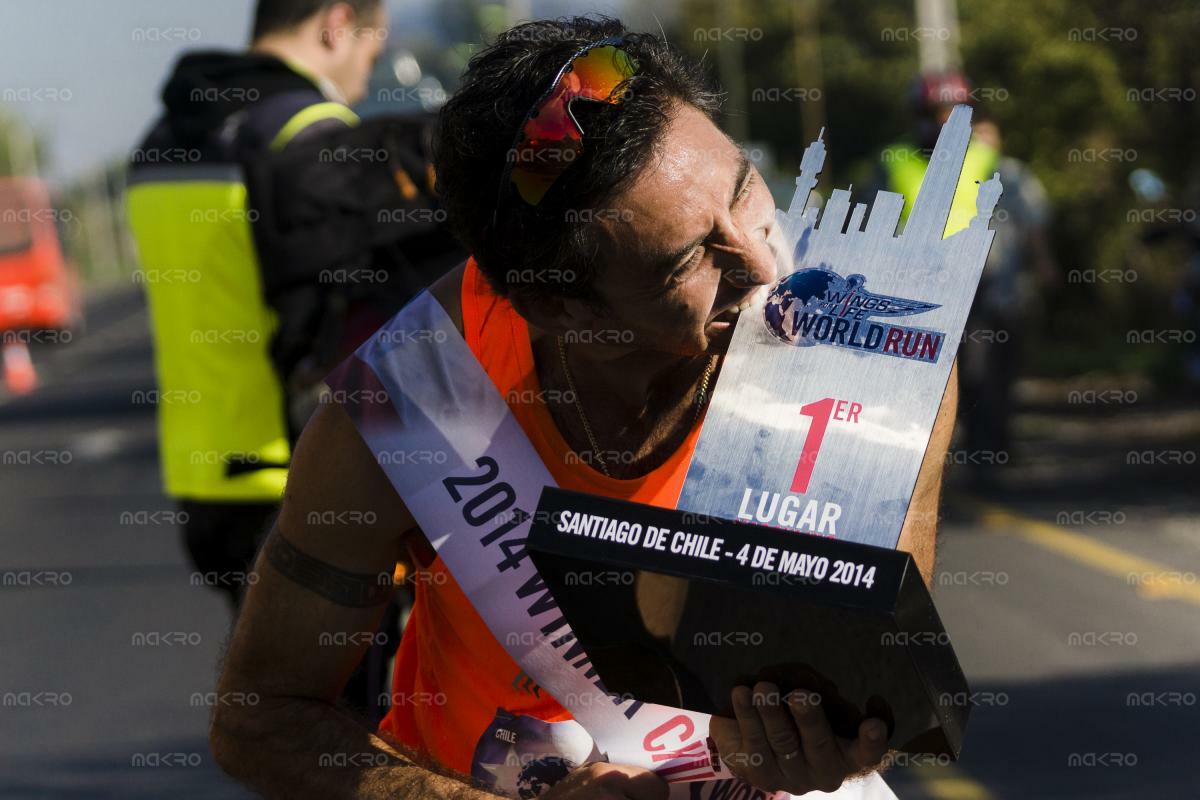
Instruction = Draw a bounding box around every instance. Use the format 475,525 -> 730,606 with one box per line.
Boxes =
542,764 -> 669,800
709,683 -> 888,795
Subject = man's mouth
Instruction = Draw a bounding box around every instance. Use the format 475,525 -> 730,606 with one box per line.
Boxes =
709,288 -> 763,327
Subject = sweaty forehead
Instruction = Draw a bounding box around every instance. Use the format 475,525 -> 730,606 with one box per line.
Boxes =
598,105 -> 741,280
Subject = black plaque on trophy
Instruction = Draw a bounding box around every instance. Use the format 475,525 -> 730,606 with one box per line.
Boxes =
527,488 -> 970,758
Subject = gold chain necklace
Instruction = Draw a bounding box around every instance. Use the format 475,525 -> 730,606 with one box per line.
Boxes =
555,335 -> 718,478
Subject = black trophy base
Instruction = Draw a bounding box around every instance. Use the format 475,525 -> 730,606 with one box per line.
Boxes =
527,488 -> 970,759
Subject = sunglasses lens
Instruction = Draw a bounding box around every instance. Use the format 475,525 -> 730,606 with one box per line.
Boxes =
511,84 -> 585,204
570,46 -> 638,102
511,156 -> 575,205
508,44 -> 640,206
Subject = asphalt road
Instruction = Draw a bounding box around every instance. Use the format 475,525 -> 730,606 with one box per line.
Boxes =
1,286 -> 1197,799
0,286 -> 253,799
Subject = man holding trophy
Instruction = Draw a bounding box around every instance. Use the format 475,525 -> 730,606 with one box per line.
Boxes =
213,17 -> 979,800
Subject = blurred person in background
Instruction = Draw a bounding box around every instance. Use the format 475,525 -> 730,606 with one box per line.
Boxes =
126,0 -> 386,610
236,24 -> 466,725
875,73 -> 1055,485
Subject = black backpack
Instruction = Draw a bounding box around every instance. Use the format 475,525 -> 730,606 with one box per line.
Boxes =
245,111 -> 466,387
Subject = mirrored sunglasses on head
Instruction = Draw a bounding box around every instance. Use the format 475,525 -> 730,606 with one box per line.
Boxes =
501,37 -> 640,208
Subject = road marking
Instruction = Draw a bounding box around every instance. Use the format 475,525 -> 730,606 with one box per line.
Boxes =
71,427 -> 135,462
910,764 -> 993,799
979,505 -> 1200,606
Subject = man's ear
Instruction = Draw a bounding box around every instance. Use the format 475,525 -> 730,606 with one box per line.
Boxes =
318,2 -> 355,50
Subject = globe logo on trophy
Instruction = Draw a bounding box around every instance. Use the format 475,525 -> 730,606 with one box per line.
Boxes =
764,267 -> 843,346
763,266 -> 943,361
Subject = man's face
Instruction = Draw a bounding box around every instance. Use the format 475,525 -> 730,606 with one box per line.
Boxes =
325,4 -> 388,105
576,103 -> 780,357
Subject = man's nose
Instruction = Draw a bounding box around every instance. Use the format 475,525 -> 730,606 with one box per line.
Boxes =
717,234 -> 777,289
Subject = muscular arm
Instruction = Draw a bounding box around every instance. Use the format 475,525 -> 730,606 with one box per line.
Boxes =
211,399 -> 499,800
896,361 -> 959,584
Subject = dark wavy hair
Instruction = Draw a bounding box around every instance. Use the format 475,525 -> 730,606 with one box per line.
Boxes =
435,16 -> 721,306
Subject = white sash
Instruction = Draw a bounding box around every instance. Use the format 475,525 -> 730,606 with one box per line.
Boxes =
336,290 -> 894,800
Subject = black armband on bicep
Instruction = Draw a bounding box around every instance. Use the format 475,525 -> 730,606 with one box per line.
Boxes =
265,533 -> 393,607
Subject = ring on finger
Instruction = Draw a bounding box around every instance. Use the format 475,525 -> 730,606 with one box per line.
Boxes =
781,750 -> 801,761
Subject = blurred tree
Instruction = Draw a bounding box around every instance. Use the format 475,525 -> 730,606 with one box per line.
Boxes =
0,108 -> 47,176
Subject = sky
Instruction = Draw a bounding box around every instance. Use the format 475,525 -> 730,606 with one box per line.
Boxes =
0,0 -> 671,184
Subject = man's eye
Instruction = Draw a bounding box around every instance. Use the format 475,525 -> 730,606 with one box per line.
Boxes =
670,248 -> 704,283
734,171 -> 756,205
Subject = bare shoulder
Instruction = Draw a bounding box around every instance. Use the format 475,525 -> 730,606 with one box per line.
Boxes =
279,399 -> 416,559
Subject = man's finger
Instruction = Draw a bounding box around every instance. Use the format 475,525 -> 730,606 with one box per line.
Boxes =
787,691 -> 846,792
727,684 -> 776,784
708,714 -> 742,755
756,684 -> 806,776
838,717 -> 890,771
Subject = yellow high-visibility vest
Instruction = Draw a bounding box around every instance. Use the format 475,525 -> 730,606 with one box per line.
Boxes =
882,138 -> 999,238
127,100 -> 358,501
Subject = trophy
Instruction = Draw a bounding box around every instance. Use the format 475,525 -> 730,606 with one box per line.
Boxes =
528,104 -> 1000,760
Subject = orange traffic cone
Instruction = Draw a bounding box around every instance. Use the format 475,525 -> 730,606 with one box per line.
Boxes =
2,340 -> 38,395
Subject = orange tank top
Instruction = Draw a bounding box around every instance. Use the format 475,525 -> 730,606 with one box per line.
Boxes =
377,258 -> 705,780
